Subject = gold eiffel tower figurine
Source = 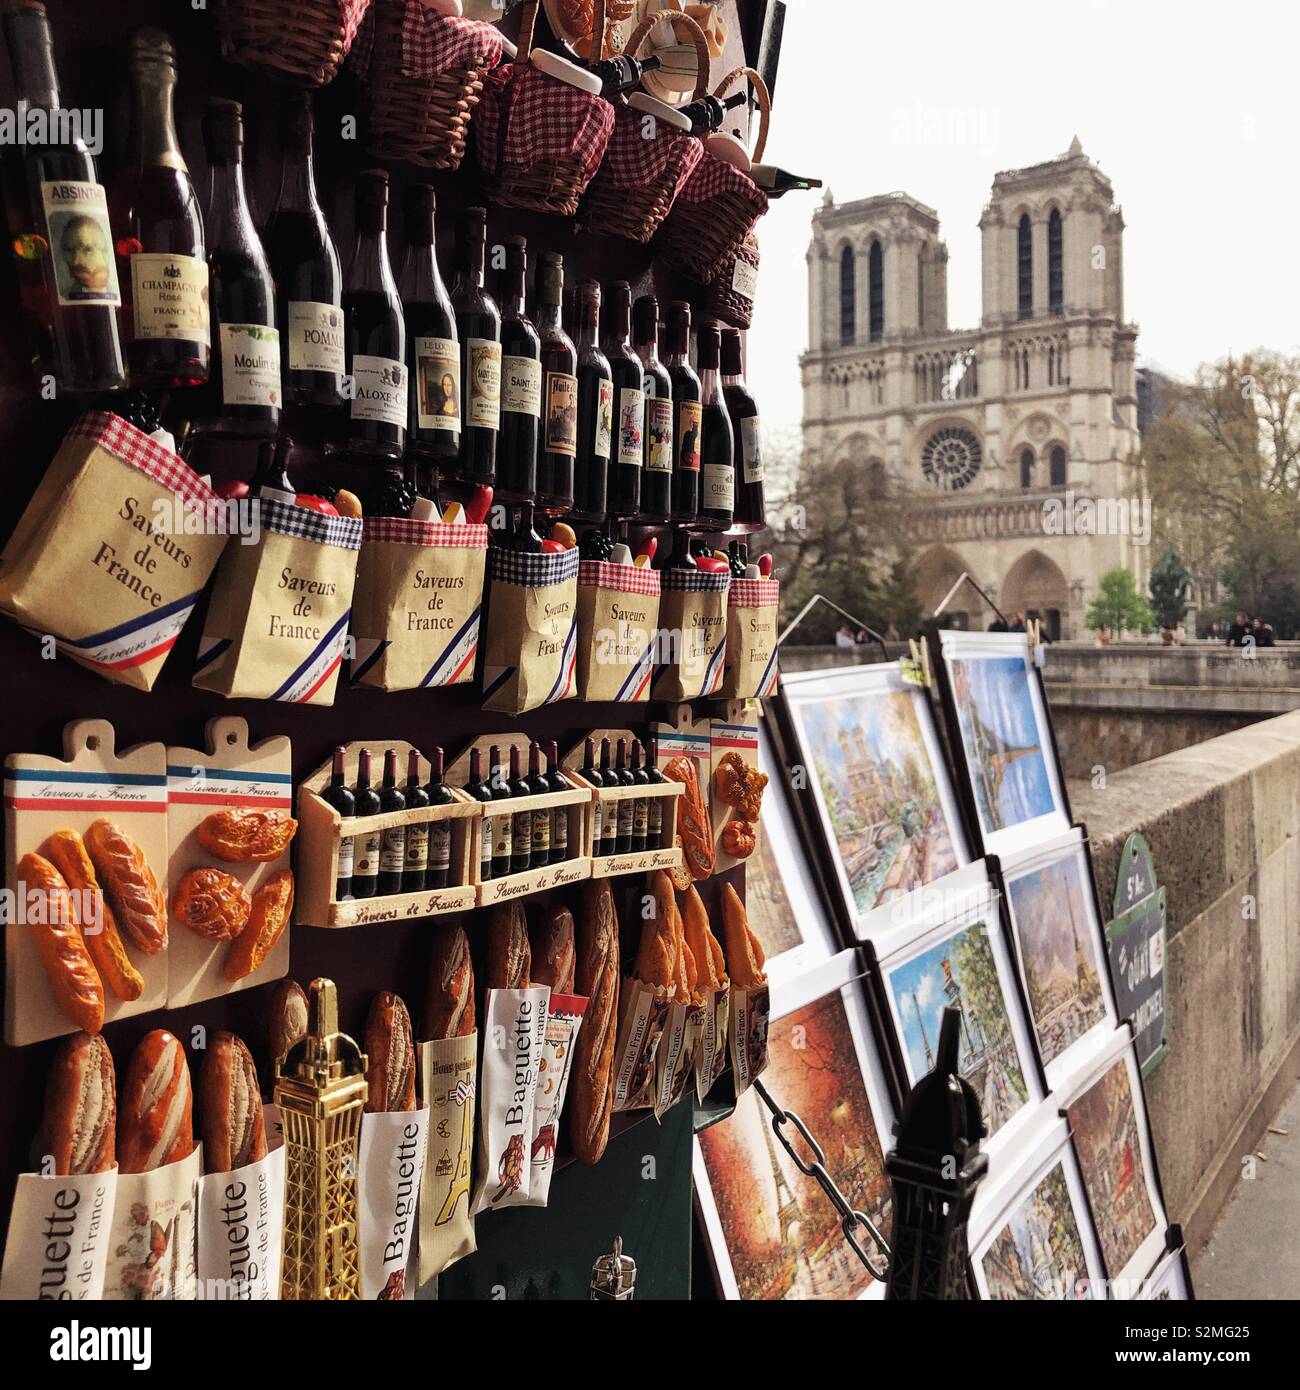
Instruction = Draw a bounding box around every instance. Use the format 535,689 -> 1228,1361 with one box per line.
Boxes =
436,1085 -> 473,1224
275,978 -> 369,1300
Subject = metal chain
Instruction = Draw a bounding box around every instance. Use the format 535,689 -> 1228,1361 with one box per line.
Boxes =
753,1077 -> 890,1281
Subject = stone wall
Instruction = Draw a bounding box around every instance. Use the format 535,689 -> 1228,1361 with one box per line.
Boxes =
1071,710 -> 1300,1251
1050,707 -> 1259,781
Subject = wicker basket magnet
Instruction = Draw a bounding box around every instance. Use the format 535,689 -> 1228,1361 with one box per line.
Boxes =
215,0 -> 372,87
475,0 -> 617,218
655,66 -> 772,285
581,13 -> 710,243
362,0 -> 502,170
706,232 -> 760,329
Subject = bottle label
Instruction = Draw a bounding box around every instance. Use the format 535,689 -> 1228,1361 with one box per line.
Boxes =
415,336 -> 462,431
617,386 -> 645,466
287,301 -> 345,374
545,371 -> 578,456
741,415 -> 765,484
633,798 -> 649,837
467,337 -> 501,429
480,819 -> 494,870
648,799 -> 663,838
732,256 -> 759,302
531,808 -> 550,855
40,181 -> 121,307
356,830 -> 382,878
405,823 -> 430,871
617,798 -> 634,837
501,354 -> 542,417
337,834 -> 355,880
131,252 -> 210,344
351,354 -> 407,427
380,826 -> 406,874
218,323 -> 281,409
646,396 -> 673,473
677,399 -> 702,472
430,820 -> 452,870
492,813 -> 512,858
593,378 -> 614,460
551,806 -> 568,852
512,809 -> 531,850
702,462 -> 734,512
602,797 -> 619,843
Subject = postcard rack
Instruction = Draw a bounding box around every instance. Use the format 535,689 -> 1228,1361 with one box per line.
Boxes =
295,740 -> 479,927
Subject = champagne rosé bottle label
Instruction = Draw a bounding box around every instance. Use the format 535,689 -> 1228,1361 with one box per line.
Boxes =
677,399 -> 702,471
545,371 -> 578,456
467,337 -> 501,429
351,354 -> 408,426
646,396 -> 673,472
41,182 -> 121,307
703,463 -> 734,512
594,379 -> 614,460
287,301 -> 345,374
131,252 -> 210,343
501,354 -> 542,416
617,386 -> 645,466
415,337 -> 462,430
741,415 -> 764,483
219,323 -> 281,407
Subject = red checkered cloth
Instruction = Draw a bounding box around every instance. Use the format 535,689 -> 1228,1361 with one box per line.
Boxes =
728,577 -> 779,608
69,412 -> 220,510
578,559 -> 661,596
362,516 -> 489,548
596,103 -> 704,192
676,149 -> 769,221
476,62 -> 615,185
401,3 -> 504,76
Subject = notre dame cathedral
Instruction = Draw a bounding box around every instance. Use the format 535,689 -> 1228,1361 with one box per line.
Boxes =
800,139 -> 1145,639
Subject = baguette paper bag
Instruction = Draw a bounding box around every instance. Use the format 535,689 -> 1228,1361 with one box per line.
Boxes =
102,1146 -> 202,1301
0,412 -> 229,689
473,986 -> 549,1213
358,1107 -> 429,1299
0,1168 -> 118,1300
193,498 -> 362,704
195,1122 -> 284,1301
351,517 -> 488,691
417,1035 -> 478,1283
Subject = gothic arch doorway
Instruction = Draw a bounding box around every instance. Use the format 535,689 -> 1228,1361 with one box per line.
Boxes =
915,545 -> 985,630
1000,549 -> 1070,640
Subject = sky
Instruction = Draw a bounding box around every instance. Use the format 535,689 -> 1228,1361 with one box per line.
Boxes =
748,0 -> 1300,429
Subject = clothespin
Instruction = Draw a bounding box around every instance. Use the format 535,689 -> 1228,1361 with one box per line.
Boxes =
902,637 -> 933,688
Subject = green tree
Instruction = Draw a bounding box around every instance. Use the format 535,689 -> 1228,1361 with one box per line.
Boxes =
1147,546 -> 1190,630
1085,567 -> 1154,635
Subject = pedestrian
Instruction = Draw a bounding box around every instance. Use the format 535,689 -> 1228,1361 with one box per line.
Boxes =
835,622 -> 855,649
1096,624 -> 1111,647
1010,611 -> 1027,633
1225,611 -> 1250,646
885,622 -> 901,641
1251,616 -> 1275,648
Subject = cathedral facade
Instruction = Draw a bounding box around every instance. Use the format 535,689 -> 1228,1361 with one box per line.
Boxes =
800,139 -> 1144,639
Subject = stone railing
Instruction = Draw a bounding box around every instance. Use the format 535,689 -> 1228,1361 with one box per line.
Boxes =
1072,710 -> 1300,1251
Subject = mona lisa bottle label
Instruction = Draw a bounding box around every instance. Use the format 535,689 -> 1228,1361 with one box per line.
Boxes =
415,336 -> 462,431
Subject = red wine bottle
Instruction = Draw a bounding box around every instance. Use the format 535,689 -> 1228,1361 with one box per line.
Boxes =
377,748 -> 407,895
321,746 -> 355,899
450,206 -> 499,488
546,740 -> 569,864
598,738 -> 619,854
465,747 -> 494,883
402,749 -> 430,894
614,737 -> 635,855
644,736 -> 666,846
341,169 -> 406,461
572,280 -> 612,522
488,744 -> 513,878
633,294 -> 673,522
401,183 -> 460,479
666,300 -> 700,523
112,28 -> 209,388
603,281 -> 643,519
197,100 -> 280,438
352,748 -> 382,899
697,322 -> 734,529
1,0 -> 126,395
721,327 -> 765,532
526,742 -> 550,868
630,739 -> 650,853
425,746 -> 455,889
265,91 -> 345,416
536,252 -> 577,514
496,236 -> 541,502
509,745 -> 531,874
